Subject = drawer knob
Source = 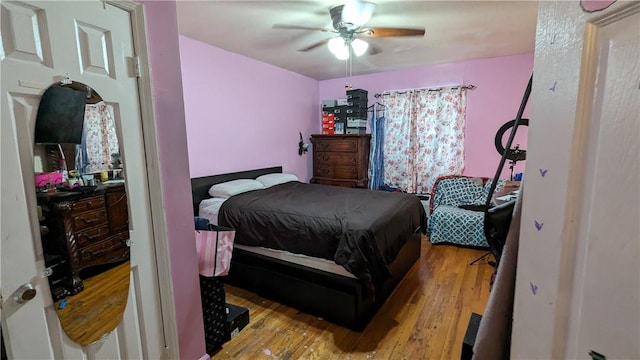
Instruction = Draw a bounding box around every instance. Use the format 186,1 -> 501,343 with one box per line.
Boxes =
81,216 -> 99,224
80,233 -> 100,242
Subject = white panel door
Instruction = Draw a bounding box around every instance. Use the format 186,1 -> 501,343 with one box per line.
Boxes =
1,1 -> 164,359
564,7 -> 640,359
513,1 -> 639,359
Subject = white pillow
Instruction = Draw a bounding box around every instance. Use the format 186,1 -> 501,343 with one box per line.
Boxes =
208,179 -> 265,198
256,173 -> 299,188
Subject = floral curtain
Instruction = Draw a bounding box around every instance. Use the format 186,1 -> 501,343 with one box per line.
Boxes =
381,87 -> 466,193
81,101 -> 120,173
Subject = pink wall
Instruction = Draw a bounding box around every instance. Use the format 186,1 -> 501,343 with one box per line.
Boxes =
143,2 -> 205,359
179,36 -> 319,181
319,53 -> 533,179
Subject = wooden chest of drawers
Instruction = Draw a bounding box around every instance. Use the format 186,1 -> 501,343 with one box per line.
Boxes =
38,184 -> 130,295
310,134 -> 371,188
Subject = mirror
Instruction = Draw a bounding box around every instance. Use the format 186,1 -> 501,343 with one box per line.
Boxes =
33,81 -> 130,345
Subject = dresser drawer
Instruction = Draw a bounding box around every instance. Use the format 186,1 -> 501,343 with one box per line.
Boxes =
72,209 -> 108,232
314,165 -> 359,179
75,223 -> 110,247
314,138 -> 358,152
314,152 -> 358,166
71,195 -> 105,214
79,232 -> 129,269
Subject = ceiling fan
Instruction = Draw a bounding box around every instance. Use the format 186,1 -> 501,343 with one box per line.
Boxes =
273,0 -> 425,60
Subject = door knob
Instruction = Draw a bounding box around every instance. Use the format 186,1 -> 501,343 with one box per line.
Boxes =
13,283 -> 37,303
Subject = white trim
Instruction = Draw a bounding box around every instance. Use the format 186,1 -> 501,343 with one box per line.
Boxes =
550,17 -> 599,359
107,1 -> 179,359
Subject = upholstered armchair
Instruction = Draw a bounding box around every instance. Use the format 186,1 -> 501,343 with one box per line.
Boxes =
427,175 -> 505,247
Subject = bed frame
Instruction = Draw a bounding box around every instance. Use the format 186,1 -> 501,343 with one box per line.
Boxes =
191,167 -> 421,330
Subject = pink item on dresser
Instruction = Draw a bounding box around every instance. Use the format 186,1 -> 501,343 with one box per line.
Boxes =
34,172 -> 63,187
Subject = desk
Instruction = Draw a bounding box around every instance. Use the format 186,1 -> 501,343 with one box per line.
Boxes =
493,181 -> 520,205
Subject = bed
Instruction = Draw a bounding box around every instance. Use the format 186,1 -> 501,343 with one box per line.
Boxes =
191,166 -> 427,330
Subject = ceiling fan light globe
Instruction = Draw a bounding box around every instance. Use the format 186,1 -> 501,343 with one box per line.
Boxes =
334,49 -> 350,60
328,37 -> 350,59
328,36 -> 345,51
351,38 -> 369,56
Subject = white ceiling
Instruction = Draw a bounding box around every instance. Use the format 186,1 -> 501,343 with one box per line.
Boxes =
176,1 -> 539,80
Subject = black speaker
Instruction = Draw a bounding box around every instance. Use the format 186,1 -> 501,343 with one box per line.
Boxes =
461,312 -> 482,360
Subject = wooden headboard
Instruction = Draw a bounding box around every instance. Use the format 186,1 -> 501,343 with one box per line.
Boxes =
190,166 -> 282,215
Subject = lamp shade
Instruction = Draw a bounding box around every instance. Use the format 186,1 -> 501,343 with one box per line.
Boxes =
351,38 -> 369,56
34,85 -> 86,144
328,37 -> 350,60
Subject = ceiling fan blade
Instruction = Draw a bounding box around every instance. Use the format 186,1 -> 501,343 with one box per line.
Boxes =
273,24 -> 333,33
298,38 -> 331,52
342,0 -> 376,27
367,42 -> 383,56
362,27 -> 426,37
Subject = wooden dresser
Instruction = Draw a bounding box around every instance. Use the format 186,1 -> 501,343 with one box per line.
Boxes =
38,183 -> 130,296
310,134 -> 371,188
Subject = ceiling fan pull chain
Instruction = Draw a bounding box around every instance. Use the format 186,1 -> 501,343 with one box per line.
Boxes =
345,55 -> 350,89
350,46 -> 355,88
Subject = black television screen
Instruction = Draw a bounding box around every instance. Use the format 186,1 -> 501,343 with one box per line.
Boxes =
34,85 -> 86,144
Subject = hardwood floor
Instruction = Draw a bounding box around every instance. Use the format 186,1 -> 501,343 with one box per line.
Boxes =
54,261 -> 129,345
214,238 -> 493,360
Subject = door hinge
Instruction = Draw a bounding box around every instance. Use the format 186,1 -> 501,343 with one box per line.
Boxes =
131,56 -> 142,78
43,267 -> 53,277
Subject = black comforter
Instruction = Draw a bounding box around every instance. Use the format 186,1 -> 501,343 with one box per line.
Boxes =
218,181 -> 427,288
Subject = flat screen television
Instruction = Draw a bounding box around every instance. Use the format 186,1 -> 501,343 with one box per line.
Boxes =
34,86 -> 86,144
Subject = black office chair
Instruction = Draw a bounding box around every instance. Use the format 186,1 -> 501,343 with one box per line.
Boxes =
484,199 -> 516,267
